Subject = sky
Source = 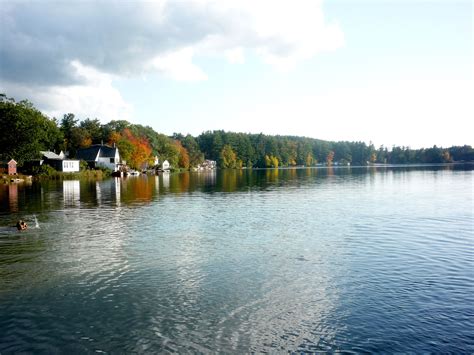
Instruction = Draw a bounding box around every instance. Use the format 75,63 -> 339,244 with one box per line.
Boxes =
0,0 -> 472,149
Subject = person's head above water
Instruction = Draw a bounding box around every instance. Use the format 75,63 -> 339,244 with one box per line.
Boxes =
16,220 -> 27,231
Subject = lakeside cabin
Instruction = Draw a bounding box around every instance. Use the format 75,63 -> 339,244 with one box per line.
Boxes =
0,159 -> 17,175
7,159 -> 17,175
76,144 -> 121,172
40,151 -> 80,172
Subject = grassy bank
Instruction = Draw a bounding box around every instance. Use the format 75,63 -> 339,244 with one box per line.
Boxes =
1,167 -> 112,184
1,173 -> 33,184
32,165 -> 112,180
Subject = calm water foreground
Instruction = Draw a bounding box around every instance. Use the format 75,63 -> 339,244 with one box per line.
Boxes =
0,166 -> 473,353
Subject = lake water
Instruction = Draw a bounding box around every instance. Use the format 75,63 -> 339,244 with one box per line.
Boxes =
0,166 -> 473,353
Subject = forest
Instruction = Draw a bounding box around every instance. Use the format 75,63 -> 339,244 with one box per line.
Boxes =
1,94 -> 473,170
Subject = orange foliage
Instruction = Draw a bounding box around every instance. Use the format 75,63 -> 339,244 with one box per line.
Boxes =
80,136 -> 92,148
370,152 -> 377,163
122,128 -> 152,169
326,150 -> 335,165
174,140 -> 190,169
108,129 -> 152,169
108,131 -> 121,145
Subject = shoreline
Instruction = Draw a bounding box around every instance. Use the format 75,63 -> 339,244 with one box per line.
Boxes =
2,161 -> 472,184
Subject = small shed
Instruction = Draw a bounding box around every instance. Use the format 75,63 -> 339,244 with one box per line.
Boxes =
1,159 -> 17,175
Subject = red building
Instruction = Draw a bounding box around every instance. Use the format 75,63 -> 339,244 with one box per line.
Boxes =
1,159 -> 17,175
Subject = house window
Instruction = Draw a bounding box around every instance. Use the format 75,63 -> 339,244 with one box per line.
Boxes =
110,158 -> 114,163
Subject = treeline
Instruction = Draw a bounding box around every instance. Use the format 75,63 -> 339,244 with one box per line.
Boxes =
1,94 -> 473,169
194,131 -> 473,167
0,95 -> 193,169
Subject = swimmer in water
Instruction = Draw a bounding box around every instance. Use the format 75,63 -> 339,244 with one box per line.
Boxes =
16,220 -> 27,231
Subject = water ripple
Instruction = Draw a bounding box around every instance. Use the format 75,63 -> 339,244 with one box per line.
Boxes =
0,167 -> 473,353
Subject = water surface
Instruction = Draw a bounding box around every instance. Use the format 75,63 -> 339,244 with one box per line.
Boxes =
0,166 -> 473,353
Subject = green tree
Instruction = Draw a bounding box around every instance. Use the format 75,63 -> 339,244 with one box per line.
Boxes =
60,113 -> 85,155
220,144 -> 237,168
182,134 -> 204,167
80,118 -> 103,144
0,96 -> 62,164
377,145 -> 388,164
60,113 -> 78,138
448,145 -> 474,162
423,145 -> 443,163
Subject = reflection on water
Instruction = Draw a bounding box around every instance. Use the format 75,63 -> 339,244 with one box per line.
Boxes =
0,165 -> 473,353
162,171 -> 170,189
265,168 -> 278,184
9,184 -> 18,212
96,180 -> 102,205
154,176 -> 159,194
7,166 -> 462,210
327,165 -> 335,176
63,180 -> 80,207
115,178 -> 121,206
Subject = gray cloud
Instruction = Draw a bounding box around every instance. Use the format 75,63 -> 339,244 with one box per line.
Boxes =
0,2 -> 221,85
0,0 -> 344,121
1,1 -> 343,86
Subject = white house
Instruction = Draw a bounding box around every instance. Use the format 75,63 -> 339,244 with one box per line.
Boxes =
61,160 -> 80,172
76,144 -> 121,172
40,151 -> 80,172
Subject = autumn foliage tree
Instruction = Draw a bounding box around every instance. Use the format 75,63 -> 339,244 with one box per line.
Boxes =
108,128 -> 152,169
123,129 -> 152,169
80,136 -> 92,148
174,140 -> 190,169
265,155 -> 279,168
370,152 -> 377,163
326,150 -> 335,165
220,144 -> 237,168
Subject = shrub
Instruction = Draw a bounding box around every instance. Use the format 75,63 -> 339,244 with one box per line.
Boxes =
32,164 -> 60,178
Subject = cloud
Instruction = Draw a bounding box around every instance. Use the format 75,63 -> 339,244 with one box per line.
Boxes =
225,48 -> 245,65
150,47 -> 208,81
0,61 -> 132,122
214,0 -> 344,70
0,0 -> 343,118
1,0 -> 343,82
